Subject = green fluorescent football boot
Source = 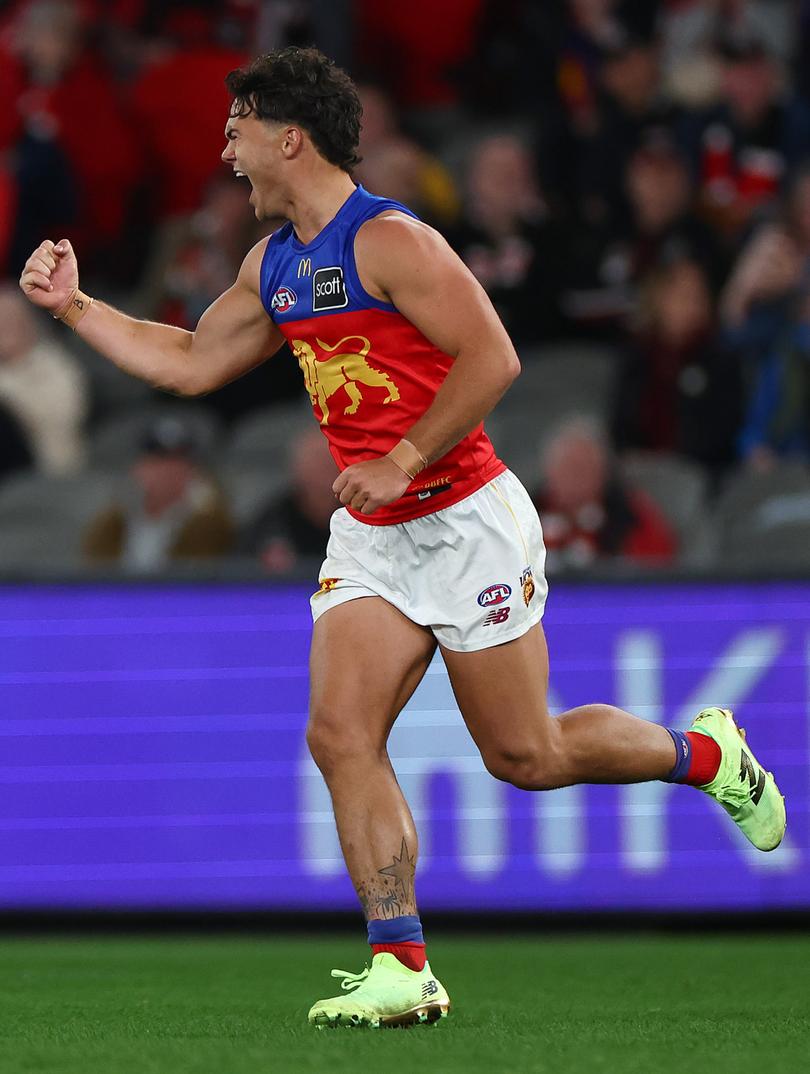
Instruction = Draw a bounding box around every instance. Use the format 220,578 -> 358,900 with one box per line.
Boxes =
689,707 -> 786,852
307,952 -> 450,1029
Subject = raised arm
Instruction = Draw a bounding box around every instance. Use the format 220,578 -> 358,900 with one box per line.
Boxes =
19,237 -> 284,396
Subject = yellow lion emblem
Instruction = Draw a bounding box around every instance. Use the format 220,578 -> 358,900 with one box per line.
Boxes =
292,335 -> 400,425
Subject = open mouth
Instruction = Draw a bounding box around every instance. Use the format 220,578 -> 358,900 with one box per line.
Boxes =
233,170 -> 255,201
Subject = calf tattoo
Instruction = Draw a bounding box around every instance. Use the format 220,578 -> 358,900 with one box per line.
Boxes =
356,838 -> 417,920
378,837 -> 416,895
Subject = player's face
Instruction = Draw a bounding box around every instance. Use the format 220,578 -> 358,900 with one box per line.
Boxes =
222,112 -> 286,220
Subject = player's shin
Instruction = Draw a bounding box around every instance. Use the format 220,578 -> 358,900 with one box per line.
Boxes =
362,837 -> 426,971
321,752 -> 428,969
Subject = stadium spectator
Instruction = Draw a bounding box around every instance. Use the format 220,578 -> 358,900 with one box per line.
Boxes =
129,9 -> 247,219
461,0 -> 565,121
532,415 -> 677,571
613,255 -> 741,470
557,132 -> 726,338
557,0 -> 660,131
660,0 -> 795,82
566,27 -> 674,231
720,189 -> 810,469
1,0 -> 141,274
238,427 -> 337,574
448,133 -> 567,345
0,285 -> 87,474
0,165 -> 18,276
151,173 -> 264,329
354,84 -> 459,229
82,415 -> 233,570
679,30 -> 810,237
143,171 -> 303,423
0,403 -> 33,485
796,0 -> 810,103
551,26 -> 683,338
355,0 -> 484,119
623,133 -> 727,289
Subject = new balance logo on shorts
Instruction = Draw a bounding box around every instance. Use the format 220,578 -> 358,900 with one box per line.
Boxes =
421,980 -> 439,999
483,607 -> 511,626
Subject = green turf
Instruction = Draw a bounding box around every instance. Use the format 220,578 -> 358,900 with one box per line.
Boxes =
0,934 -> 808,1073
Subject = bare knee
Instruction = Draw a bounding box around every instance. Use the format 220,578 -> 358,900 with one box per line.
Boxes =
482,739 -> 565,791
306,709 -> 381,779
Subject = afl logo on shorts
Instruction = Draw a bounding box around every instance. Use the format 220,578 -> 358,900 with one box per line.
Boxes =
477,583 -> 512,608
313,266 -> 348,311
271,286 -> 297,313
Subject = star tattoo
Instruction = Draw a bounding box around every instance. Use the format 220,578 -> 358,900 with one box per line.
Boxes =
377,838 -> 416,897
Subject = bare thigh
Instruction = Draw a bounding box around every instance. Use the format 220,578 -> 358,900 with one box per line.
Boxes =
442,621 -> 676,788
439,622 -> 556,769
308,596 -> 437,751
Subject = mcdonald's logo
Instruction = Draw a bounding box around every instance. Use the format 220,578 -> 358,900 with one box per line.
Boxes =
297,257 -> 312,278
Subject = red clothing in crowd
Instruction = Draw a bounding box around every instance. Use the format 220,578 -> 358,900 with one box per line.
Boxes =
130,45 -> 247,217
0,165 -> 16,266
0,46 -> 142,251
535,483 -> 677,566
616,489 -> 678,561
356,0 -> 484,108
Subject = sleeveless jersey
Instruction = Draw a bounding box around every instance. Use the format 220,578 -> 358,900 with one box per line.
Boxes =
259,184 -> 505,525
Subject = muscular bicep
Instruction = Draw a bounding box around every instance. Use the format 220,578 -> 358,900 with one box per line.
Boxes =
188,241 -> 285,393
355,215 -> 517,364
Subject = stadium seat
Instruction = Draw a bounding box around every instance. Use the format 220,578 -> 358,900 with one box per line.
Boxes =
88,403 -> 224,467
713,463 -> 810,568
620,453 -> 711,565
215,463 -> 289,527
485,343 -> 618,483
0,470 -> 123,569
223,401 -> 314,466
515,343 -> 620,418
490,343 -> 621,484
63,328 -> 153,415
485,410 -> 544,487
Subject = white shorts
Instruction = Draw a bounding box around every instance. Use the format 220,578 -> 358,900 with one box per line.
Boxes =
310,469 -> 548,652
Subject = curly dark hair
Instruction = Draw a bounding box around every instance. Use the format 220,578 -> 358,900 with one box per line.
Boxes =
225,47 -> 362,172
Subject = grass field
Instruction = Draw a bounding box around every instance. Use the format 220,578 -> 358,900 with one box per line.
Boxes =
0,933 -> 808,1073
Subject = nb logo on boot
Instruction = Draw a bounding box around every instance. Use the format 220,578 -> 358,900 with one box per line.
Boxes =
421,980 -> 439,999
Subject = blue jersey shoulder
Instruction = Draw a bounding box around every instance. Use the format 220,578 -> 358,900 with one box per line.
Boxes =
259,186 -> 418,322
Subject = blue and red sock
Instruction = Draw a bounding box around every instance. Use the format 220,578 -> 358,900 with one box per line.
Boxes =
367,914 -> 426,972
665,728 -> 722,786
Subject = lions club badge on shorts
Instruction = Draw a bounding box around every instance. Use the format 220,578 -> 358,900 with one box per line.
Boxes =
520,567 -> 535,607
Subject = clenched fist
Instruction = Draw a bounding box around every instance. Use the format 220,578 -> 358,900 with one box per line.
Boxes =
19,239 -> 79,315
333,456 -> 412,514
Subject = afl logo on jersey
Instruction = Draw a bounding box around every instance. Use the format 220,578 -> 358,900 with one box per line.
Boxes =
313,266 -> 348,311
271,286 -> 297,314
477,583 -> 512,607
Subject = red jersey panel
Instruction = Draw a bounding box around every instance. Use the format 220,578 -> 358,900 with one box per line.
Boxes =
259,185 -> 505,525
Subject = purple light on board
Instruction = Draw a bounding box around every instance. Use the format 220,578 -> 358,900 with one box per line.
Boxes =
0,582 -> 806,910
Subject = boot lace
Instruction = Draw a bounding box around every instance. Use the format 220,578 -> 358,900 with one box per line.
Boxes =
330,966 -> 370,992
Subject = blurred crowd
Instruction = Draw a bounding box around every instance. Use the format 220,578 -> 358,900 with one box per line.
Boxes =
3,0 -> 810,576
